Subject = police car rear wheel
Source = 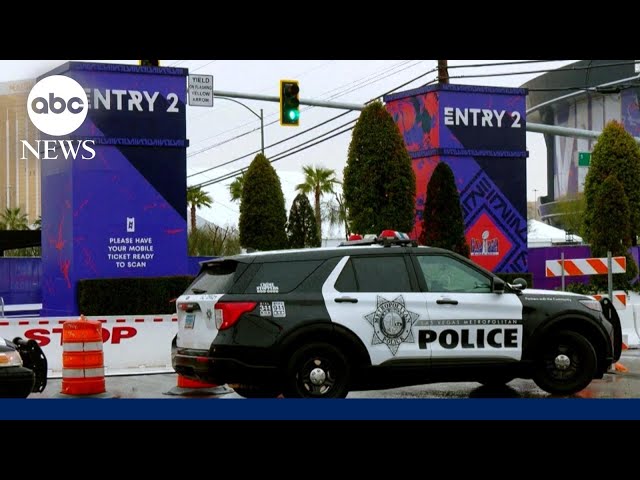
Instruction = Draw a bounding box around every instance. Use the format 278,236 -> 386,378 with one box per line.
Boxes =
284,343 -> 350,399
533,330 -> 597,396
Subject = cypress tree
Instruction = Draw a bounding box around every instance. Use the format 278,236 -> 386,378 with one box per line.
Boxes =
239,153 -> 288,251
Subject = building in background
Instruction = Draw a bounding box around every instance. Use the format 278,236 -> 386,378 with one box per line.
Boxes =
0,78 -> 39,225
522,60 -> 640,226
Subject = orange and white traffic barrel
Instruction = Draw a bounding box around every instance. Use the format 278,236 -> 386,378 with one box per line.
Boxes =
61,315 -> 106,396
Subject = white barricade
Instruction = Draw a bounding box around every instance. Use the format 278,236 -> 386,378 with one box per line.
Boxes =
0,314 -> 178,378
620,292 -> 640,349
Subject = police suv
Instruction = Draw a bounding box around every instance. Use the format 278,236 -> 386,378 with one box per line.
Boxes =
0,336 -> 47,398
171,231 -> 621,398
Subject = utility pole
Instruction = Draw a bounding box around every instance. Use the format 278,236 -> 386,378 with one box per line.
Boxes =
437,60 -> 449,84
533,189 -> 539,220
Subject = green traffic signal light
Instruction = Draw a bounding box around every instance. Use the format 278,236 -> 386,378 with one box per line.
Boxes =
280,80 -> 300,126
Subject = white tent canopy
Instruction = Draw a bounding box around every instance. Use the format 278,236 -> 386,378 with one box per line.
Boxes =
527,219 -> 582,248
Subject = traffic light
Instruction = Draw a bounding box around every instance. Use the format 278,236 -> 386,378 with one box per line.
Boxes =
280,80 -> 300,126
139,60 -> 160,67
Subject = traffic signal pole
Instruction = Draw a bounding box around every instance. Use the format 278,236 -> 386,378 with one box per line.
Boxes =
215,96 -> 265,153
213,89 -> 365,112
211,89 -> 640,143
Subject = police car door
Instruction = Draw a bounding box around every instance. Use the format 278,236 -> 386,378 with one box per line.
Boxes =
322,253 -> 429,366
412,253 -> 523,364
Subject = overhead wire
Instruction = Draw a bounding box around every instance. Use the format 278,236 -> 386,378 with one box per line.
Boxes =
444,60 -> 640,81
187,60 -> 425,151
188,66 -> 446,187
189,59 -> 638,189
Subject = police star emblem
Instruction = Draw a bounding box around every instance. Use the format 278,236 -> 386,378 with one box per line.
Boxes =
364,295 -> 420,356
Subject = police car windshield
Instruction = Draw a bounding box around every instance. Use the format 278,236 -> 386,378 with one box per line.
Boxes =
189,260 -> 238,294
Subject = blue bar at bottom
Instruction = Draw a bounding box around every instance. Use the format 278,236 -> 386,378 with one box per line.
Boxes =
2,398 -> 640,421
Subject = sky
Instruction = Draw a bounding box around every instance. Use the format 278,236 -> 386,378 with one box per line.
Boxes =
0,59 -> 578,238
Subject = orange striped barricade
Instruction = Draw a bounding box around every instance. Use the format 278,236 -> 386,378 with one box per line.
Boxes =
545,256 -> 627,277
592,292 -> 627,311
60,315 -> 108,397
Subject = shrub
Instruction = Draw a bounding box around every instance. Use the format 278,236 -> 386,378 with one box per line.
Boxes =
420,161 -> 470,257
239,153 -> 288,251
77,275 -> 194,315
343,101 -> 415,235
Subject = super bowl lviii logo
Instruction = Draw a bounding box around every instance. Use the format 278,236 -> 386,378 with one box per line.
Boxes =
471,229 -> 499,256
21,75 -> 96,160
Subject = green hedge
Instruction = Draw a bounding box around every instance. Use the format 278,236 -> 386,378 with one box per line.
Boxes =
77,275 -> 195,316
496,272 -> 534,289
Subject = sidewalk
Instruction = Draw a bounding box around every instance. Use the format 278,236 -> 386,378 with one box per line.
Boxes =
30,373 -> 242,399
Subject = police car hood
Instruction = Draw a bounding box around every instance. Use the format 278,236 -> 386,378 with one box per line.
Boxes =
520,289 -> 593,300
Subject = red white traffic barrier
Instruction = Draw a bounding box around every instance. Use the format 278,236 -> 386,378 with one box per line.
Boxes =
0,314 -> 178,377
545,256 -> 626,277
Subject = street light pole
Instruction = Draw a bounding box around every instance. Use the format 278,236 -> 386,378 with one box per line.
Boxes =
215,96 -> 265,154
260,108 -> 264,155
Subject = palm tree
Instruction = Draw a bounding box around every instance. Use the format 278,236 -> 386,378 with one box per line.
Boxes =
322,189 -> 350,240
187,186 -> 213,232
1,207 -> 29,230
229,172 -> 245,203
296,165 -> 337,240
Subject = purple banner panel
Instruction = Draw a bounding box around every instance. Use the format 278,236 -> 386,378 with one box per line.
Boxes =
438,85 -> 526,152
38,63 -> 188,316
385,84 -> 528,273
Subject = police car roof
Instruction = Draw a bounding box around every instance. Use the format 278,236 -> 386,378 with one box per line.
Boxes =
201,244 -> 441,266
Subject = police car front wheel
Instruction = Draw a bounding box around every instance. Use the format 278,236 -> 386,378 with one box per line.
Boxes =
284,343 -> 351,399
532,330 -> 598,396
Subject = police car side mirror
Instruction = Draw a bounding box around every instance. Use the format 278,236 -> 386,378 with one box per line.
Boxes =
512,277 -> 527,290
492,277 -> 505,294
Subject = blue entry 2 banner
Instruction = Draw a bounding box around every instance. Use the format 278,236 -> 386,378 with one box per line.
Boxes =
39,62 -> 189,316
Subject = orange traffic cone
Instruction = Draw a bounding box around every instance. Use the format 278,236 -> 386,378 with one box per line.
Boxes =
56,314 -> 113,398
614,362 -> 629,373
164,374 -> 232,396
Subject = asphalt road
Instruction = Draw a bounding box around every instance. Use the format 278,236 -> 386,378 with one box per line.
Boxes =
28,350 -> 640,400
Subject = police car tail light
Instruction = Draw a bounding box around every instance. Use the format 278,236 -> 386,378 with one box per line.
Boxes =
215,302 -> 257,330
0,350 -> 22,367
179,302 -> 201,313
580,299 -> 602,312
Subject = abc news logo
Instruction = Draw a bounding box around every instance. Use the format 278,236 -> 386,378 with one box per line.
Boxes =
21,75 -> 95,161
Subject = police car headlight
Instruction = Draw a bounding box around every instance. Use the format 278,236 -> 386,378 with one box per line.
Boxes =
0,350 -> 23,367
580,299 -> 602,312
